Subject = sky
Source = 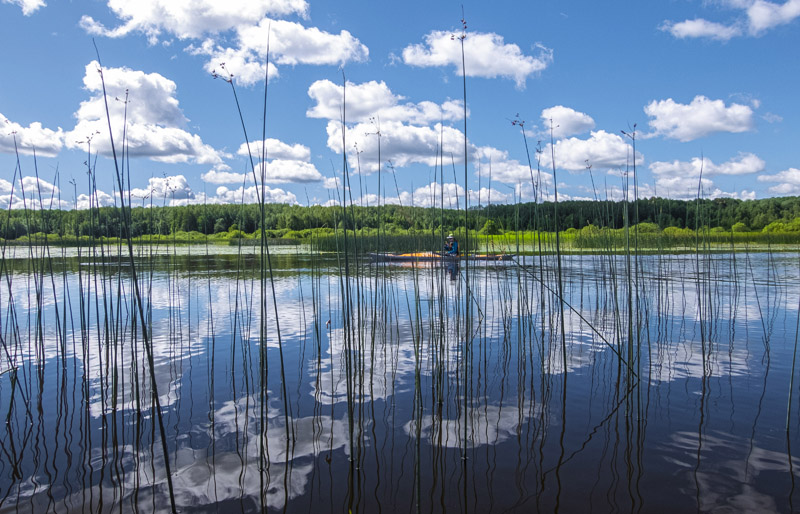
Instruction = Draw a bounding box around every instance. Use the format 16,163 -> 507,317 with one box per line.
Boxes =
1,0 -> 799,211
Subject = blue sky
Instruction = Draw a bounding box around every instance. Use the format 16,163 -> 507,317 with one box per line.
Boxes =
1,0 -> 799,210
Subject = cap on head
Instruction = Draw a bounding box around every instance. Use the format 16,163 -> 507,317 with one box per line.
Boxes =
447,234 -> 454,239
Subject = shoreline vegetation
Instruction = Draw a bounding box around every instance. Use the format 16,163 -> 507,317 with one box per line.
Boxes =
5,231 -> 800,254
5,196 -> 800,252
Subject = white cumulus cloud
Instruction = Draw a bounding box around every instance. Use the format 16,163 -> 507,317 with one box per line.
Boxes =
79,0 -> 309,42
349,182 -> 512,209
1,113 -> 64,157
81,1 -> 366,86
653,174 -> 754,200
2,0 -> 45,16
205,184 -> 298,204
0,176 -> 71,210
325,119 -> 468,172
306,79 -> 465,124
650,153 -> 765,177
260,159 -> 322,183
19,175 -> 60,200
473,146 -> 554,187
0,176 -> 298,208
661,0 -> 800,41
237,138 -> 310,161
576,182 -> 657,202
545,130 -> 639,171
193,42 -> 280,85
76,189 -> 117,210
190,18 -> 368,86
326,117 -> 557,188
130,175 -> 195,201
64,61 -> 225,165
757,167 -> 800,195
644,95 -> 754,142
661,18 -> 743,41
540,106 -> 595,138
224,138 -> 322,184
402,31 -> 552,88
0,194 -> 24,210
323,176 -> 343,190
201,168 -> 248,184
646,155 -> 761,200
233,138 -> 321,183
405,182 -> 511,208
746,0 -> 800,34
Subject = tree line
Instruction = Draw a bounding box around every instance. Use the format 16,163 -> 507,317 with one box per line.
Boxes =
4,195 -> 800,240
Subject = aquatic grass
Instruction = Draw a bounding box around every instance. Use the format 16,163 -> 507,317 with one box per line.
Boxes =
91,44 -> 178,512
2,32 -> 800,514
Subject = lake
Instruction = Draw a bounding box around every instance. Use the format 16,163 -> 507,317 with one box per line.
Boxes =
1,245 -> 798,512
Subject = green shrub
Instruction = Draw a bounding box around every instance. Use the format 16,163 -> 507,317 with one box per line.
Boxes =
480,219 -> 502,235
580,224 -> 601,236
787,217 -> 800,232
664,226 -> 694,237
763,221 -> 787,233
225,229 -> 247,239
283,229 -> 313,239
634,222 -> 661,233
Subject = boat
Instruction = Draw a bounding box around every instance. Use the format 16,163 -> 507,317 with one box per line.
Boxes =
467,253 -> 515,261
369,251 -> 514,263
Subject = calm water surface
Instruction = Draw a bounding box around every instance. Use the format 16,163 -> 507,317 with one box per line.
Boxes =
1,247 -> 798,512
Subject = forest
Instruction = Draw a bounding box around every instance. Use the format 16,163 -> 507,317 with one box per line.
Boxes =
4,195 -> 800,241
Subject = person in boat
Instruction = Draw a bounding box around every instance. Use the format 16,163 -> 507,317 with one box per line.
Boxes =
443,234 -> 460,280
444,234 -> 460,256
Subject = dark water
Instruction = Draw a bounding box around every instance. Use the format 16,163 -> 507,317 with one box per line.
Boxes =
1,247 -> 799,512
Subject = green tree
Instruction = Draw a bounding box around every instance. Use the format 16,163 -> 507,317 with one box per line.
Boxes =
213,217 -> 228,234
182,209 -> 198,232
480,219 -> 501,235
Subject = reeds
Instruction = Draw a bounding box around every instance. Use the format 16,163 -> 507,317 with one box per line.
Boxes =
2,27 -> 800,514
2,166 -> 799,512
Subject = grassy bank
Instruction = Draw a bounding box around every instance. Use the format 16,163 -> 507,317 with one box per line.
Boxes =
0,228 -> 527,254
7,226 -> 800,254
